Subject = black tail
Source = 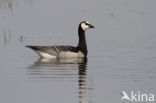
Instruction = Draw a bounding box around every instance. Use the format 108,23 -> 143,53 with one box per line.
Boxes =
26,45 -> 38,50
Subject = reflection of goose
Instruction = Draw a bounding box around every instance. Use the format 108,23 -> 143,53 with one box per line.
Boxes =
78,61 -> 88,103
26,21 -> 94,59
121,91 -> 130,101
28,58 -> 93,103
33,58 -> 87,67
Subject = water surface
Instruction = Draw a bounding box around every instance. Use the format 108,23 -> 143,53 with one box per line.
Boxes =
0,0 -> 156,103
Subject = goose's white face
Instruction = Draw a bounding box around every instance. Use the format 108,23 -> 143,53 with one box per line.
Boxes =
81,21 -> 94,31
81,22 -> 90,31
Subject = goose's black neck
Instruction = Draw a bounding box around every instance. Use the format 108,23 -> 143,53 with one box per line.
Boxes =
77,25 -> 88,57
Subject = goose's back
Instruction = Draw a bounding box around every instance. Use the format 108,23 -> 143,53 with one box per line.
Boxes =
26,45 -> 84,58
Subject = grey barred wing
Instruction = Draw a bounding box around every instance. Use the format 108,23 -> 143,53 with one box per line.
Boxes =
26,45 -> 78,56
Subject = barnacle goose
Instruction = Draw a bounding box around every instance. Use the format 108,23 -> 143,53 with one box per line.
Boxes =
26,21 -> 94,59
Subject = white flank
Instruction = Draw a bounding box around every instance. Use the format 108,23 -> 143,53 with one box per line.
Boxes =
58,51 -> 84,58
81,23 -> 89,30
35,50 -> 56,59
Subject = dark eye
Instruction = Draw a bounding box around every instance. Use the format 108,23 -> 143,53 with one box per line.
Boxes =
85,23 -> 89,25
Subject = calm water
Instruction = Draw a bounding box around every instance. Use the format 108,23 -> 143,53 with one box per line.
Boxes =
0,0 -> 156,103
